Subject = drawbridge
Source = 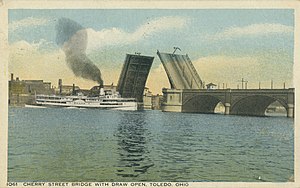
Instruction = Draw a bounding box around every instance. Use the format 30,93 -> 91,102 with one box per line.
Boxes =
157,51 -> 203,89
117,54 -> 154,102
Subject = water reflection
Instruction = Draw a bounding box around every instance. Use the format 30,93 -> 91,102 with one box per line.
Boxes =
157,117 -> 197,181
115,112 -> 154,179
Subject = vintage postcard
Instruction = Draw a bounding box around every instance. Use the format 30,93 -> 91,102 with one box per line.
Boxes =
0,0 -> 299,188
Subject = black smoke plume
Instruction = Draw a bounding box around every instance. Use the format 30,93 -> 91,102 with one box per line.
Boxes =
55,18 -> 103,86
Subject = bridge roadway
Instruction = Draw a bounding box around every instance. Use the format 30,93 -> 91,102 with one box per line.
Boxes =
161,88 -> 295,118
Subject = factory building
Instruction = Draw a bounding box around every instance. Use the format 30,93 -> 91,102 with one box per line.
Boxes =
143,87 -> 152,110
9,73 -> 54,106
55,79 -> 80,95
142,87 -> 163,110
9,73 -> 163,109
151,94 -> 163,110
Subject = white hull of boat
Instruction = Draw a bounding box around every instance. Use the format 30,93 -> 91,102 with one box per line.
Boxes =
25,104 -> 47,108
29,102 -> 137,111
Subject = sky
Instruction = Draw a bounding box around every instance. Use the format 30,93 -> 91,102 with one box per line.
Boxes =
8,9 -> 294,94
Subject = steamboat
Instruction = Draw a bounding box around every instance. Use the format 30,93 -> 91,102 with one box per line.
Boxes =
25,88 -> 137,110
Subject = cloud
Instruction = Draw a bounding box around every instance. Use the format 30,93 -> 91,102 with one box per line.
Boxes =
193,55 -> 260,83
9,40 -> 137,90
208,23 -> 293,41
146,64 -> 169,94
192,55 -> 293,89
9,17 -> 50,32
10,39 -> 57,54
8,39 -> 170,94
9,39 -> 293,94
9,40 -> 66,81
86,16 -> 188,51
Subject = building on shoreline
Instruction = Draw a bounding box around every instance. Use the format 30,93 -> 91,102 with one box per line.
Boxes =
9,73 -> 163,109
143,87 -> 163,110
9,73 -> 54,106
55,79 -> 80,95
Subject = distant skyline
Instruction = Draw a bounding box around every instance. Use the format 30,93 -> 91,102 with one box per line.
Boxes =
8,9 -> 294,94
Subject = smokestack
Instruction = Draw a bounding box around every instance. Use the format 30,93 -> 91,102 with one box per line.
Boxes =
11,73 -> 14,81
58,79 -> 62,94
100,88 -> 105,96
72,84 -> 75,95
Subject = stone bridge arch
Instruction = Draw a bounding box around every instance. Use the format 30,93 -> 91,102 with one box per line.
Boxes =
230,95 -> 288,117
182,94 -> 226,113
161,88 -> 294,118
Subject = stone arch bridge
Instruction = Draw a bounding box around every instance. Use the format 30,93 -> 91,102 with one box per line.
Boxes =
161,88 -> 295,118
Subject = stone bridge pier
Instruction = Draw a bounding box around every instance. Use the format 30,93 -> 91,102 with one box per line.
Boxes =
161,88 -> 295,118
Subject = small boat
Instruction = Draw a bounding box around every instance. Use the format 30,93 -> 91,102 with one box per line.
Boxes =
26,88 -> 137,111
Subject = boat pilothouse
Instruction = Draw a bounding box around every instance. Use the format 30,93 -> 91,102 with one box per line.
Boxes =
27,87 -> 137,110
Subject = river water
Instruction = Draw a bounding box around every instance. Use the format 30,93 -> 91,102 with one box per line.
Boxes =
8,107 -> 294,182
